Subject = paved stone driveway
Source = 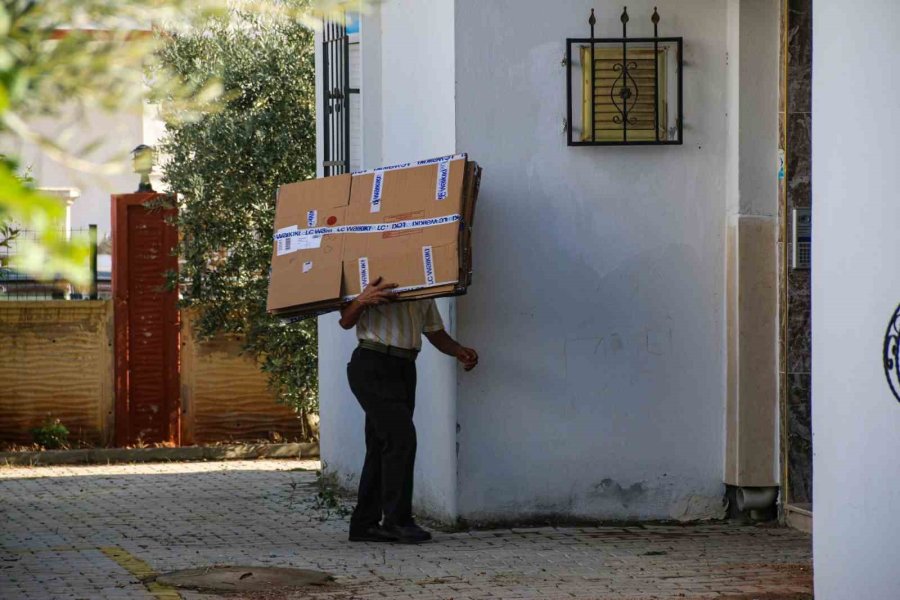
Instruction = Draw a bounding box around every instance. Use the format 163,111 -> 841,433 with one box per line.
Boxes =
0,460 -> 812,600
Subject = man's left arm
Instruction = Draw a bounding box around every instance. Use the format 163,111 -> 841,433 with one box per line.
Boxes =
424,329 -> 479,371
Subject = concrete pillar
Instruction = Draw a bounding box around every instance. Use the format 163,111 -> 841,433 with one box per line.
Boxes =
812,0 -> 900,597
38,187 -> 80,239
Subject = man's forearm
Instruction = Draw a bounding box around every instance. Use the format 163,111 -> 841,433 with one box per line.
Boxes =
424,329 -> 461,357
339,300 -> 366,329
340,277 -> 399,329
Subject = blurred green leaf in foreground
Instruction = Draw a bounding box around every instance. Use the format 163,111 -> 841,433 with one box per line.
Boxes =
0,0 -> 364,286
0,0 -> 227,284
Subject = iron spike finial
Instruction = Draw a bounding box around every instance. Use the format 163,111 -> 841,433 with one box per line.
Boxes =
652,7 -> 660,25
588,8 -> 596,27
621,6 -> 629,24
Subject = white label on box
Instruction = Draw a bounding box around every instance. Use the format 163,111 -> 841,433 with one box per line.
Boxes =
275,225 -> 299,256
298,234 -> 322,250
370,170 -> 384,212
306,210 -> 317,227
303,260 -> 313,273
275,225 -> 322,254
422,246 -> 435,286
435,160 -> 450,200
358,257 -> 369,291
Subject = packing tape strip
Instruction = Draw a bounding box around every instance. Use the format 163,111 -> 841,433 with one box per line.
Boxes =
280,315 -> 308,325
274,213 -> 462,241
435,160 -> 450,200
358,257 -> 369,290
352,153 -> 466,176
370,171 -> 383,213
422,245 -> 435,286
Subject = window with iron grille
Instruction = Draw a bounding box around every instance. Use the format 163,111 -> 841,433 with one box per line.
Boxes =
566,7 -> 683,146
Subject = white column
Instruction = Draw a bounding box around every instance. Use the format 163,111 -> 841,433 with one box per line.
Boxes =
317,1 -> 461,522
723,0 -> 780,490
38,187 -> 81,239
812,1 -> 900,597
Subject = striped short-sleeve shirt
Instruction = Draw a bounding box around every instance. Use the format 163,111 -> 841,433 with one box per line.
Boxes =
356,299 -> 445,350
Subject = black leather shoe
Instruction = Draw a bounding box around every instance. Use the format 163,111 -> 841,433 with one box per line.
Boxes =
348,524 -> 399,543
382,522 -> 432,544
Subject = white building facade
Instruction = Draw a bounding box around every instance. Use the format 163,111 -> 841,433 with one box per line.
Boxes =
317,1 -> 899,596
318,0 -> 780,521
812,0 -> 900,597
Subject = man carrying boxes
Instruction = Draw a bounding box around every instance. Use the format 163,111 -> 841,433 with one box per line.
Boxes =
266,153 -> 483,543
339,278 -> 478,543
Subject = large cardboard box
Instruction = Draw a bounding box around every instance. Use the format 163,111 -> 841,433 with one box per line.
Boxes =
267,154 -> 481,320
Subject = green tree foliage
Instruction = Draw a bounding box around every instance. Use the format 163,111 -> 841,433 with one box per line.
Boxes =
156,4 -> 319,417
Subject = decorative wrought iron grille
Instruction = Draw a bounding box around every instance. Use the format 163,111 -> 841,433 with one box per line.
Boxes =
566,7 -> 683,146
322,14 -> 358,175
883,303 -> 900,404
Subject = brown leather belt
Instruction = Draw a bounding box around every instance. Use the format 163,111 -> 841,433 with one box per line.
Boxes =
358,340 -> 419,361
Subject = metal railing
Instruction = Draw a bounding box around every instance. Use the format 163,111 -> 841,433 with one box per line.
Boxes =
0,225 -> 103,300
322,12 -> 357,176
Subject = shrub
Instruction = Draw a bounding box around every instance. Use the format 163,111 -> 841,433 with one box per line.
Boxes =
31,418 -> 70,450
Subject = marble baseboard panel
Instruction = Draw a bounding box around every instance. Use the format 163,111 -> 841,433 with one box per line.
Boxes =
725,216 -> 779,487
786,372 -> 813,504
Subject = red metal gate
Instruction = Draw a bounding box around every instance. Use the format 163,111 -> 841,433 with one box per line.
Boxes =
112,193 -> 180,446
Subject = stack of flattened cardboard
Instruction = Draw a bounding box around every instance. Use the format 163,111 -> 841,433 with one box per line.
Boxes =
267,154 -> 482,322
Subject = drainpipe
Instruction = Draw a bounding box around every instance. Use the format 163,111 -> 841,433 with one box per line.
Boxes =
736,486 -> 779,513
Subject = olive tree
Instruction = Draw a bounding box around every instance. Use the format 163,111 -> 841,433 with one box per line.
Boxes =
156,4 -> 319,425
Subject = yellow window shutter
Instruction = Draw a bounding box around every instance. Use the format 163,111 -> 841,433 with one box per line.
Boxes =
581,46 -> 668,142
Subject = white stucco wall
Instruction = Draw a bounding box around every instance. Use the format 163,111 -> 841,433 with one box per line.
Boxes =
318,0 -> 783,524
725,0 -> 780,219
812,0 -> 900,597
2,99 -> 161,239
453,0 -> 731,521
317,0 -> 460,520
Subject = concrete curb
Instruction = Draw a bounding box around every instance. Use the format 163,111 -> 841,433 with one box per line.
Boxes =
0,442 -> 319,466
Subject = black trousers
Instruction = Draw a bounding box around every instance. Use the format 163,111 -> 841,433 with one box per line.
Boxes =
347,347 -> 418,529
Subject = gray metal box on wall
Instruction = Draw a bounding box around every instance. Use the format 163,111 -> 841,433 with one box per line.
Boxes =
792,208 -> 811,270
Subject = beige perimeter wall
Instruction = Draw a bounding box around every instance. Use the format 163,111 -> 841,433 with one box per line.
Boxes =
180,315 -> 303,445
0,301 -> 303,447
0,301 -> 114,446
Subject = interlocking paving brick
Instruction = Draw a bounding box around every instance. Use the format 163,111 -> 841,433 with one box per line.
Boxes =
0,460 -> 812,599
